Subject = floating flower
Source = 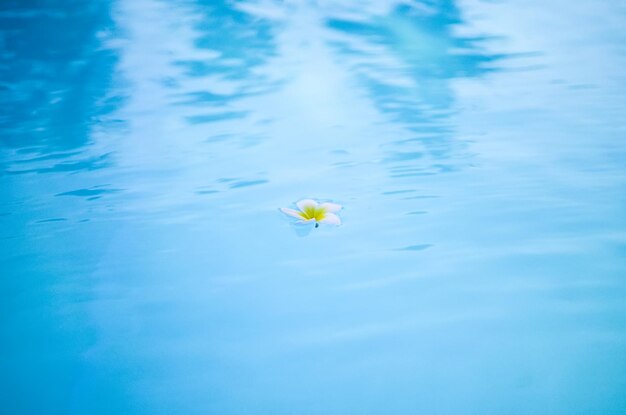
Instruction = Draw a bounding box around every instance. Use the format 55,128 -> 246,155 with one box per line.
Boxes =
280,199 -> 342,228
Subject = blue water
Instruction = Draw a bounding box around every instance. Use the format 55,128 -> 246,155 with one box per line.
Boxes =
2,1 -> 626,414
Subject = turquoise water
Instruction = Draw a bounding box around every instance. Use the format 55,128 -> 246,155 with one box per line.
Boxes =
2,0 -> 626,413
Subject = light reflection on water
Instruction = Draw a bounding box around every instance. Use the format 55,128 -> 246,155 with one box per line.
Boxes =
1,0 -> 626,414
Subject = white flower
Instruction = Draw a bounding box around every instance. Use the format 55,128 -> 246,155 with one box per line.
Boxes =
280,199 -> 342,227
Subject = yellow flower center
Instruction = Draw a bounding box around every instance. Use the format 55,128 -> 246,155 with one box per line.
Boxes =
300,205 -> 326,221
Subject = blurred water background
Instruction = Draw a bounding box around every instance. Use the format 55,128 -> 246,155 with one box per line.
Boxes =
1,0 -> 626,414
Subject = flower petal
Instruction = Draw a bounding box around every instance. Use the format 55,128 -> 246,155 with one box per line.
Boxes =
280,207 -> 306,220
298,218 -> 316,224
319,212 -> 341,225
319,202 -> 342,213
296,199 -> 318,211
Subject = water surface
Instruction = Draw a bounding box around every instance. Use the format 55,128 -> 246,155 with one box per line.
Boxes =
1,0 -> 626,414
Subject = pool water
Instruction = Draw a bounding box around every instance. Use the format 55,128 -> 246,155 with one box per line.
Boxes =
1,1 -> 626,414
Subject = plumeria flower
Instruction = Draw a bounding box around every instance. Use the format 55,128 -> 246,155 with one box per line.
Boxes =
280,199 -> 342,228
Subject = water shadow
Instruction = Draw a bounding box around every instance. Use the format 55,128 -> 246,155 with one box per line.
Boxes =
0,1 -> 121,160
325,1 -> 502,177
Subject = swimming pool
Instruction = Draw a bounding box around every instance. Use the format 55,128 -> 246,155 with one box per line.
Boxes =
1,0 -> 625,413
